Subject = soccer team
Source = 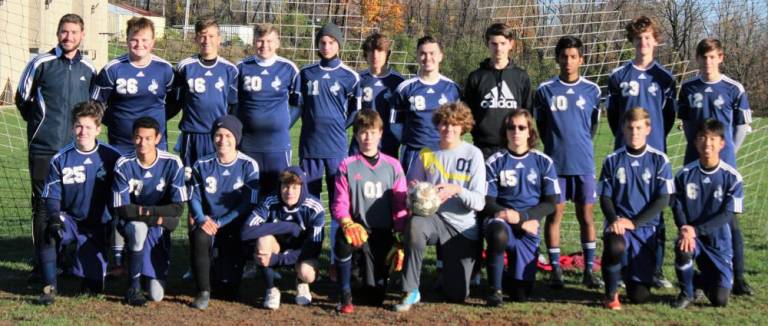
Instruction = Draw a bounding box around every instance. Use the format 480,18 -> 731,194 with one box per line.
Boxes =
15,13 -> 753,312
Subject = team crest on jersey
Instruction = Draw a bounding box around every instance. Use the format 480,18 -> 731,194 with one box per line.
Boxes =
714,185 -> 724,201
617,167 -> 627,184
184,167 -> 192,181
129,179 -> 143,196
438,94 -> 448,105
642,168 -> 652,184
330,81 -> 341,95
272,77 -> 282,90
156,178 -> 166,192
714,95 -> 725,109
686,183 -> 699,200
96,167 -> 106,180
576,96 -> 586,110
648,82 -> 658,96
233,177 -> 244,190
215,77 -> 225,91
149,79 -> 159,94
527,169 -> 538,185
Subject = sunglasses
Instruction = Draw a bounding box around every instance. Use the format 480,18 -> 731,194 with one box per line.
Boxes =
506,124 -> 528,131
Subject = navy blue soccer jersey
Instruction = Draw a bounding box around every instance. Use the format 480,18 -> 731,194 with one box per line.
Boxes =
190,152 -> 260,219
91,55 -> 175,152
42,141 -> 122,224
298,58 -> 361,158
175,55 -> 238,133
607,61 -> 676,151
598,146 -> 674,227
359,68 -> 405,149
672,161 -> 743,231
678,76 -> 752,166
237,55 -> 300,153
486,149 -> 560,215
395,75 -> 461,148
534,76 -> 601,175
112,150 -> 188,208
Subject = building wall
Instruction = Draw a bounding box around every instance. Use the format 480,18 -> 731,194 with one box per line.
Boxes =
109,13 -> 166,42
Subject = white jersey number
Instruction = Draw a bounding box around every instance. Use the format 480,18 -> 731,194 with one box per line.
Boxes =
116,78 -> 139,95
363,87 -> 374,102
619,81 -> 640,97
550,95 -> 568,111
205,176 -> 217,193
409,95 -> 426,111
499,170 -> 518,187
187,78 -> 207,93
244,76 -> 263,92
688,93 -> 704,109
363,181 -> 384,199
62,166 -> 86,185
306,80 -> 320,96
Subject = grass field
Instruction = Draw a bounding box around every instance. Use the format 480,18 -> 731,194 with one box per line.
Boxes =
0,107 -> 766,324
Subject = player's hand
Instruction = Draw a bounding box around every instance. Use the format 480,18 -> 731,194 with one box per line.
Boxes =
496,209 -> 520,224
520,219 -> 539,235
678,225 -> 696,252
201,217 -> 218,236
341,218 -> 368,247
435,183 -> 461,203
609,217 -> 635,235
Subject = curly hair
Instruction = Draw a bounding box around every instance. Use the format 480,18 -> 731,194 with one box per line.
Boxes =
432,101 -> 474,135
625,15 -> 661,43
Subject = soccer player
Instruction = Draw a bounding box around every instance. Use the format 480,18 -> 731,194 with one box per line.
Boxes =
394,102 -> 486,312
332,109 -> 408,313
297,22 -> 360,275
237,23 -> 300,196
15,14 -> 96,281
607,16 -> 677,288
598,108 -> 674,310
241,167 -> 325,310
172,17 -> 238,173
464,23 -> 533,158
534,36 -> 602,289
677,38 -> 753,295
395,36 -> 461,172
35,101 -> 121,305
671,119 -> 743,309
91,17 -> 175,154
483,109 -> 559,306
188,115 -> 260,309
113,117 -> 187,306
349,33 -> 405,157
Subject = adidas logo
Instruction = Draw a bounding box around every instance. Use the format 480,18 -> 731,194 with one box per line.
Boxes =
261,69 -> 270,75
480,81 -> 518,109
136,71 -> 145,77
83,158 -> 93,165
223,170 -> 230,176
374,80 -> 383,87
705,87 -> 713,93
427,88 -> 435,94
631,161 -> 640,167
515,162 -> 525,169
322,73 -> 331,79
566,88 -> 575,94
703,177 -> 711,184
638,73 -> 647,80
205,70 -> 213,76
144,171 -> 153,178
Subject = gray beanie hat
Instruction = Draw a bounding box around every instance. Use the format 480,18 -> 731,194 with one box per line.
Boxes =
211,115 -> 243,145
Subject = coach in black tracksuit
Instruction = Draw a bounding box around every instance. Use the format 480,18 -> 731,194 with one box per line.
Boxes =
15,14 -> 96,270
464,23 -> 533,159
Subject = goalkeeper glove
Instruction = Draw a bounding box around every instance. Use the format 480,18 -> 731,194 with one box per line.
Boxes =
387,232 -> 405,273
341,218 -> 368,247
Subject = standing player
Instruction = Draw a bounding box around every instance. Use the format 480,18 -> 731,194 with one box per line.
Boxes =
332,109 -> 408,313
671,119 -> 743,309
534,36 -> 602,289
16,14 -> 96,281
36,101 -> 121,305
598,108 -> 674,310
677,38 -> 753,295
172,17 -> 238,174
241,167 -> 325,310
237,23 -> 301,196
91,17 -> 175,153
484,109 -> 559,306
464,23 -> 533,158
394,103 -> 486,312
607,16 -> 677,288
395,36 -> 461,173
113,117 -> 187,306
297,23 -> 360,275
349,33 -> 405,157
188,115 -> 260,309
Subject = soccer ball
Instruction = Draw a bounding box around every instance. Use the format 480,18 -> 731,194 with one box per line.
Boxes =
407,182 -> 441,217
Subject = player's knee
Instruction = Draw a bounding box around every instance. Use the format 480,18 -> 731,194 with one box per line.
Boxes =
405,218 -> 428,252
333,228 -> 353,260
484,222 -> 508,255
709,287 -> 729,307
147,279 -> 165,302
124,221 -> 148,251
296,260 -> 317,283
602,233 -> 625,266
674,249 -> 694,270
627,282 -> 651,304
256,235 -> 279,254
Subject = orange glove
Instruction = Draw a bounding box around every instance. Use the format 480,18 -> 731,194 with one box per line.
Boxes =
387,233 -> 405,273
341,218 -> 368,247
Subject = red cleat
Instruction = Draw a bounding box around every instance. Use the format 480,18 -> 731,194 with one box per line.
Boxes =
604,292 -> 621,310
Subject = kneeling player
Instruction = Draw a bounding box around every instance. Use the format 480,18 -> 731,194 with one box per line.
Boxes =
484,109 -> 559,306
599,108 -> 674,310
394,102 -> 486,312
188,115 -> 260,309
332,109 -> 408,313
671,119 -> 743,308
113,117 -> 187,306
241,167 -> 324,310
36,101 -> 122,305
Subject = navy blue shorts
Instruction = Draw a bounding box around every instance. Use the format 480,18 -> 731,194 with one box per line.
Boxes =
606,225 -> 657,284
399,145 -> 423,175
119,221 -> 172,281
485,218 -> 540,281
300,157 -> 343,202
180,132 -> 215,168
691,225 -> 734,289
59,214 -> 109,281
558,175 -> 596,204
243,150 -> 292,197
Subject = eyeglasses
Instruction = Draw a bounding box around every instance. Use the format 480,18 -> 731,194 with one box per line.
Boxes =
506,124 -> 528,131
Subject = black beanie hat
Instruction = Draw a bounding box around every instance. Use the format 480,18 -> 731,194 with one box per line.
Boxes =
315,23 -> 344,47
211,115 -> 243,145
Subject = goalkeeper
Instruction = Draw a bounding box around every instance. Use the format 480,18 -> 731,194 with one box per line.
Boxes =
331,109 -> 408,313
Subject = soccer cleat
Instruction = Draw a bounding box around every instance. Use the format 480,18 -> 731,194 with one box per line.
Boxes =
295,283 -> 312,306
190,291 -> 210,310
671,292 -> 693,309
263,287 -> 280,310
604,292 -> 621,310
393,289 -> 421,312
652,275 -> 674,289
733,279 -> 753,296
582,270 -> 605,289
694,288 -> 706,301
124,287 -> 148,307
36,285 -> 56,306
486,288 -> 504,307
549,267 -> 564,289
337,290 -> 354,314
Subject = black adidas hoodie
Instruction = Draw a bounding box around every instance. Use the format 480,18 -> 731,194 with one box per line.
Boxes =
463,58 -> 532,153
